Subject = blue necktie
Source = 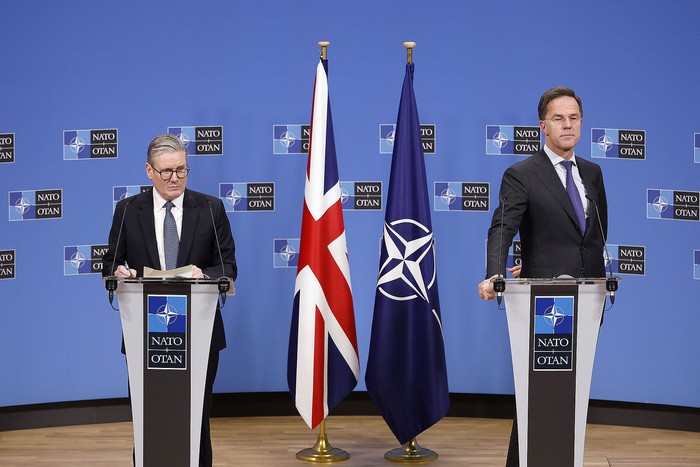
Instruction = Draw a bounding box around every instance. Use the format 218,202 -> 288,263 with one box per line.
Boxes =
163,201 -> 179,270
561,160 -> 586,236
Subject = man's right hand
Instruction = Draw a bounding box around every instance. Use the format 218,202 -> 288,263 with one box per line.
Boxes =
114,264 -> 136,278
478,275 -> 499,301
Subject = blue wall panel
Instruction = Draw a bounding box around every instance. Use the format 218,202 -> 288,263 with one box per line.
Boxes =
1,0 -> 698,409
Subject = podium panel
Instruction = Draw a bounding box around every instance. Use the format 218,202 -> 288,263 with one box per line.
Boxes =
116,279 -> 219,467
504,279 -> 607,467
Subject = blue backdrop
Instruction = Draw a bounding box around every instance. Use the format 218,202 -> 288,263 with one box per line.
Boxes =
1,0 -> 698,410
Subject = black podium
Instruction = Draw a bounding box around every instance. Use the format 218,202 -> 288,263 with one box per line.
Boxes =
115,278 -> 225,467
502,278 -> 615,467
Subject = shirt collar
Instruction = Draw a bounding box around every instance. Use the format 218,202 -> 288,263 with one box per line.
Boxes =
152,189 -> 185,211
543,144 -> 577,167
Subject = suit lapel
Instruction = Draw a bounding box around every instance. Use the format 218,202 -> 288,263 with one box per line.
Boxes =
178,189 -> 199,267
531,150 -> 582,234
136,192 -> 160,268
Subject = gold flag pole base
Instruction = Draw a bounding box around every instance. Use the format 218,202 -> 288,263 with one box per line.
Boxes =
384,438 -> 438,463
296,420 -> 349,463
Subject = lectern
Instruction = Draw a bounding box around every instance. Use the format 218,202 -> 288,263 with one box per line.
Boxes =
114,277 -> 226,467
502,277 -> 616,467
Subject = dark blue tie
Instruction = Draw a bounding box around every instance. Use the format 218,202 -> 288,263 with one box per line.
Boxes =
561,160 -> 586,236
163,201 -> 179,270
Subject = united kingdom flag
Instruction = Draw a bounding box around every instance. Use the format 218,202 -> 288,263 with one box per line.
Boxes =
287,58 -> 359,429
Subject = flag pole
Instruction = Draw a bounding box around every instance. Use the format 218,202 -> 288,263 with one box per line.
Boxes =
383,42 -> 440,465
403,41 -> 415,64
318,40 -> 330,60
296,420 -> 349,463
294,39 -> 350,464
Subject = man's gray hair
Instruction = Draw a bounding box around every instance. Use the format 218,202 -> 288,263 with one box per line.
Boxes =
147,134 -> 187,166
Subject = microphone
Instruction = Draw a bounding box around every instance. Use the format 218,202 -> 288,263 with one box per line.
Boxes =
585,194 -> 618,304
105,198 -> 134,306
206,199 -> 231,304
493,194 -> 509,305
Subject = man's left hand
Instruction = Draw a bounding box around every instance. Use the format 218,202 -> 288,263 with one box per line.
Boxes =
191,265 -> 204,278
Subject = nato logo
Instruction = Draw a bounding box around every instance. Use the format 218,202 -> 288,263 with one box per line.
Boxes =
534,296 -> 574,371
380,124 -> 436,154
63,129 -> 118,159
591,128 -> 646,159
486,125 -> 541,155
0,133 -> 14,163
0,250 -> 15,280
168,126 -> 223,155
9,189 -> 62,221
113,185 -> 151,212
694,250 -> 700,280
606,244 -> 645,275
147,294 -> 187,370
220,182 -> 275,212
694,133 -> 700,164
274,238 -> 300,268
340,181 -> 382,210
64,244 -> 108,275
647,189 -> 700,221
273,124 -> 310,154
434,182 -> 489,211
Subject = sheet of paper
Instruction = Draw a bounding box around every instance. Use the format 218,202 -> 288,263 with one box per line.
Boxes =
143,265 -> 193,278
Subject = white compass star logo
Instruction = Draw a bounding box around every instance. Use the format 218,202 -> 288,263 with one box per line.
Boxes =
440,188 -> 457,206
340,187 -> 350,204
226,189 -> 243,206
280,131 -> 296,149
14,197 -> 31,214
156,304 -> 179,327
385,130 -> 395,148
597,134 -> 614,153
280,244 -> 297,263
177,133 -> 191,147
543,304 -> 566,328
377,218 -> 436,302
69,136 -> 86,154
492,131 -> 509,149
652,196 -> 669,213
70,251 -> 86,269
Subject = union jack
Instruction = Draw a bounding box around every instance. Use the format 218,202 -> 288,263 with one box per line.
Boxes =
287,58 -> 359,429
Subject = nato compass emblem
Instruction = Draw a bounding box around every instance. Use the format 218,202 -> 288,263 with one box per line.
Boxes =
273,125 -> 309,154
377,219 -> 436,302
274,238 -> 300,268
647,188 -> 700,221
534,296 -> 574,371
147,295 -> 187,370
486,125 -> 541,155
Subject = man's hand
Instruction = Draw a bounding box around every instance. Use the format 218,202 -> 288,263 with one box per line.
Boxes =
191,265 -> 204,279
114,264 -> 136,278
508,264 -> 522,278
478,275 -> 499,301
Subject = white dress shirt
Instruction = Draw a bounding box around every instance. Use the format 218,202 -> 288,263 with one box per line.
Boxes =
543,145 -> 589,217
152,190 -> 184,270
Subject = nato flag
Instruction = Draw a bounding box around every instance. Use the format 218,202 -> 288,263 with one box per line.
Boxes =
365,63 -> 449,444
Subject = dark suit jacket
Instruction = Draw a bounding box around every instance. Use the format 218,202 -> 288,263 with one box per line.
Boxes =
102,188 -> 237,352
486,149 -> 608,279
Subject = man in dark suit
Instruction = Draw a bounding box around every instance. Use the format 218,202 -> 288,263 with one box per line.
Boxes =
477,87 -> 608,465
102,133 -> 237,467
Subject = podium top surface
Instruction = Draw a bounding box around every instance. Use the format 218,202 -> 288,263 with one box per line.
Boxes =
104,276 -> 235,288
494,277 -> 620,286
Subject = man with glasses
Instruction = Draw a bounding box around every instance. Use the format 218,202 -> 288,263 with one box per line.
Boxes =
477,87 -> 608,466
102,133 -> 237,467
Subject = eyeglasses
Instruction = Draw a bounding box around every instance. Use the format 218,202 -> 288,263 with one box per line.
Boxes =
151,165 -> 190,180
546,115 -> 581,125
